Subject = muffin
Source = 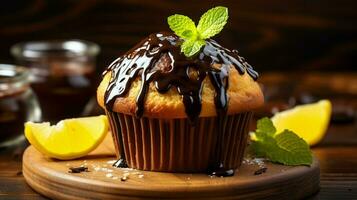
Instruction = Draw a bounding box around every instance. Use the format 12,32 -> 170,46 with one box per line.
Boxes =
97,32 -> 264,175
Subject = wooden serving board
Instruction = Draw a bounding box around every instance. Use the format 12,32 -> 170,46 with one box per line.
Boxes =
23,138 -> 320,200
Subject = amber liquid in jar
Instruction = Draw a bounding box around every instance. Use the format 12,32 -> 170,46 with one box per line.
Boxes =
29,61 -> 96,121
11,40 -> 100,122
0,65 -> 41,147
0,86 -> 29,143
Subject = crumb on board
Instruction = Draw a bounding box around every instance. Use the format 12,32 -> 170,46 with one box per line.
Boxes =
68,166 -> 89,173
254,167 -> 268,175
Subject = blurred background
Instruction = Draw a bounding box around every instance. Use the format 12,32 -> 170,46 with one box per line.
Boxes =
0,0 -> 356,71
0,1 -> 356,199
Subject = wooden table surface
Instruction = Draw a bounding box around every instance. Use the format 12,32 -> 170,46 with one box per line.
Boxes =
1,124 -> 357,200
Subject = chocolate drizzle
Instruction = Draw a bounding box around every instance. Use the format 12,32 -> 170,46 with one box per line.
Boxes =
103,32 -> 258,176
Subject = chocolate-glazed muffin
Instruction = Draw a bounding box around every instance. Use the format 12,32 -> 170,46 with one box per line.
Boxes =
97,32 -> 263,175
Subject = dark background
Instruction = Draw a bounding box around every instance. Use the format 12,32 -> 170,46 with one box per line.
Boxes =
0,0 -> 356,73
1,1 -> 357,199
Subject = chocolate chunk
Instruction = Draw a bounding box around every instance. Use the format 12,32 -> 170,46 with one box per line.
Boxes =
254,167 -> 267,175
68,166 -> 89,173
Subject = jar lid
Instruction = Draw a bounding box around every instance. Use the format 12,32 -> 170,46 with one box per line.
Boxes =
0,64 -> 29,92
11,40 -> 100,59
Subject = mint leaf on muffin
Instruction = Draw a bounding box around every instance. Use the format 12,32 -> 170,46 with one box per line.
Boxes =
197,6 -> 228,39
181,39 -> 206,58
167,6 -> 229,57
167,14 -> 197,39
250,117 -> 313,166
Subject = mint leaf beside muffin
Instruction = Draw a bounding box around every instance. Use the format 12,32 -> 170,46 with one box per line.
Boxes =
250,117 -> 313,166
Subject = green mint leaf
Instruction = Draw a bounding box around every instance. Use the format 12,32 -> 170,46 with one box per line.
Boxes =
181,39 -> 205,57
181,30 -> 194,38
167,14 -> 197,39
250,118 -> 313,166
256,117 -> 276,136
271,130 -> 313,165
251,133 -> 277,156
197,6 -> 228,39
167,6 -> 229,57
250,141 -> 267,157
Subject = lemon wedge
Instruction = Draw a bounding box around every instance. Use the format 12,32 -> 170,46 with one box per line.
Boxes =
25,115 -> 109,160
271,100 -> 332,146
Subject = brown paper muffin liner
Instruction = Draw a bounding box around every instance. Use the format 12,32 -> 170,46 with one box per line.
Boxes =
106,111 -> 252,172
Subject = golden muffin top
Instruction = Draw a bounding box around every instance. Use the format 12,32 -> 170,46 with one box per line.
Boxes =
97,32 -> 263,120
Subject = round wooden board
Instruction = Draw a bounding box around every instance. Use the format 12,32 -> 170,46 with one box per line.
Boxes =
23,146 -> 320,200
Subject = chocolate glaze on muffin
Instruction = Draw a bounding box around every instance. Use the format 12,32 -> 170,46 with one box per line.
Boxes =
97,32 -> 263,176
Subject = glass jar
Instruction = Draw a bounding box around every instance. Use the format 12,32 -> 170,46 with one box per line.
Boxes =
0,64 -> 41,147
11,40 -> 100,122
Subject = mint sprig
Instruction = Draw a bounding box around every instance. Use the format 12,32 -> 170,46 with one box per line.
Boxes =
167,14 -> 196,39
250,117 -> 313,166
181,39 -> 206,58
167,6 -> 229,57
197,7 -> 229,39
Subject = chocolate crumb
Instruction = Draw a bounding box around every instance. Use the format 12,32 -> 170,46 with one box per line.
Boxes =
16,171 -> 22,176
254,167 -> 267,175
68,166 -> 89,173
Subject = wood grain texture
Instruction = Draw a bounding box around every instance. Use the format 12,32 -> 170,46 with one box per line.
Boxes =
22,146 -> 319,200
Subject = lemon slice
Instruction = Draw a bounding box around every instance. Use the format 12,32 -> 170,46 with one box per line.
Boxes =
25,115 -> 109,160
271,100 -> 332,146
